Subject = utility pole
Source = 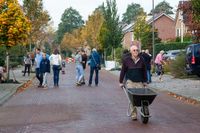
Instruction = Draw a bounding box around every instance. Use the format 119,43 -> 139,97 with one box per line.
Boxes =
181,1 -> 184,43
152,0 -> 155,61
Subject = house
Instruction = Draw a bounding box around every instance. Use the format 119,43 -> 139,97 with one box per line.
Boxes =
175,1 -> 190,38
122,23 -> 134,49
122,13 -> 176,49
147,13 -> 176,41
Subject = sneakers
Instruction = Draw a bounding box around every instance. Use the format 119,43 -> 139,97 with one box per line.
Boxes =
88,84 -> 91,87
76,82 -> 81,86
131,112 -> 137,121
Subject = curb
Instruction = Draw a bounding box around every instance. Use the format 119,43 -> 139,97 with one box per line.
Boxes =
149,87 -> 200,105
0,84 -> 23,106
107,70 -> 200,105
0,77 -> 34,106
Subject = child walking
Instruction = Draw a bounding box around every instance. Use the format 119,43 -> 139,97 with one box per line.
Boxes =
40,52 -> 50,89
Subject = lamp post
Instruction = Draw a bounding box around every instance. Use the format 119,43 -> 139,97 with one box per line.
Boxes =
152,0 -> 155,61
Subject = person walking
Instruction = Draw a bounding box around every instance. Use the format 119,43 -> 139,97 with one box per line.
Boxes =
35,48 -> 43,87
40,52 -> 50,88
119,45 -> 147,120
141,49 -> 152,83
88,48 -> 101,87
49,49 -> 62,88
23,54 -> 32,76
155,50 -> 165,81
75,50 -> 84,86
81,50 -> 87,84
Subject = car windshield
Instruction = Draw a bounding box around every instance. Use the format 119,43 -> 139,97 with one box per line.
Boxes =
171,52 -> 179,55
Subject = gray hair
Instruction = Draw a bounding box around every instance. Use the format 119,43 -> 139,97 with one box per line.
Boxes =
92,48 -> 97,52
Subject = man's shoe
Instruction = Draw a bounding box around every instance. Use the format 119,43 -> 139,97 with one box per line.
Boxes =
131,117 -> 137,121
88,84 -> 91,87
38,85 -> 42,88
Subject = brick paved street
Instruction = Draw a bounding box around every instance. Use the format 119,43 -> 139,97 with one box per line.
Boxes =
0,64 -> 200,133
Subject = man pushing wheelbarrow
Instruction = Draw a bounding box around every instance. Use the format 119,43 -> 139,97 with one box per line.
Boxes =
119,45 -> 156,123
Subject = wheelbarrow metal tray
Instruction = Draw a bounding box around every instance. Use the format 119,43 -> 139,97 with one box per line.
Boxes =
127,88 -> 157,107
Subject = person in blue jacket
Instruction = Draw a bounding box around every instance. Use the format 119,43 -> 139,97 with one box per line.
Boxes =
88,48 -> 101,87
40,52 -> 50,88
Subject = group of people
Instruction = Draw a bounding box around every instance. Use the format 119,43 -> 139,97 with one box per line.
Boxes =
119,45 -> 165,120
34,48 -> 62,88
31,47 -> 101,88
75,48 -> 101,87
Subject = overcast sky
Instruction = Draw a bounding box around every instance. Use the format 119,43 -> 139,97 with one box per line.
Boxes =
19,0 -> 181,29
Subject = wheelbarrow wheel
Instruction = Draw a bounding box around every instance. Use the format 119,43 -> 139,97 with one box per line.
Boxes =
141,106 -> 149,124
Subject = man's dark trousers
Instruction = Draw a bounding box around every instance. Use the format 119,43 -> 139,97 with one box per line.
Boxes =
36,68 -> 43,85
89,66 -> 99,85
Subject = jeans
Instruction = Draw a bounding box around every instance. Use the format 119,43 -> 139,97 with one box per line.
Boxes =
147,69 -> 151,83
89,66 -> 99,85
76,64 -> 84,83
24,64 -> 31,76
53,65 -> 60,86
42,72 -> 48,86
36,68 -> 43,85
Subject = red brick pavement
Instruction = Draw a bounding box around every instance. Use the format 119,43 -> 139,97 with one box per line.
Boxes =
0,64 -> 200,133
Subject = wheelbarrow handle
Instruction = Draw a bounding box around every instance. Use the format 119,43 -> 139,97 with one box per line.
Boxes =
122,86 -> 131,102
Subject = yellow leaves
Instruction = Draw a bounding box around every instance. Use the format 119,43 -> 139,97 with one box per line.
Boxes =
61,10 -> 104,50
0,0 -> 31,47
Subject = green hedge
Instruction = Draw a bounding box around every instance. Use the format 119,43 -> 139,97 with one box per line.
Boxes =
155,42 -> 191,54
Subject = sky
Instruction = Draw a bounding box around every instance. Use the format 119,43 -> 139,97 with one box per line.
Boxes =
19,0 -> 181,29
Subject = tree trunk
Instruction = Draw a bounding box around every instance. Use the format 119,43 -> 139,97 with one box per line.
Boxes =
112,47 -> 114,60
6,50 -> 10,80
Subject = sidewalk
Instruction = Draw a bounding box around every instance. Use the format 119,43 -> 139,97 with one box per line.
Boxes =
110,70 -> 200,102
0,67 -> 34,105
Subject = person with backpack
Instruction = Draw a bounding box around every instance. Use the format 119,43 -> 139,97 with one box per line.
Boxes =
88,48 -> 101,87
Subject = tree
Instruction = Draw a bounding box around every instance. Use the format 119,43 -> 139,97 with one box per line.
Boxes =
23,0 -> 50,50
0,0 -> 31,80
192,0 -> 200,22
55,7 -> 84,44
180,1 -> 200,43
133,14 -> 161,52
150,0 -> 173,15
81,10 -> 104,50
122,3 -> 145,24
61,28 -> 82,49
100,0 -> 123,60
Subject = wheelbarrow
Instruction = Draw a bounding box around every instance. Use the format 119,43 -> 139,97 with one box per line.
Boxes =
122,86 -> 157,124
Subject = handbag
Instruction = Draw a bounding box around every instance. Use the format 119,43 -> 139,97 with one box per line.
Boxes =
91,54 -> 101,70
58,65 -> 62,70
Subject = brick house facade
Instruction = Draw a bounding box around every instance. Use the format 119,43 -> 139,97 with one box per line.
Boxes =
148,13 -> 176,41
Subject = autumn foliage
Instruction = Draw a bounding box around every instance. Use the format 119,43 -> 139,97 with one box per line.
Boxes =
0,0 -> 31,47
179,0 -> 200,42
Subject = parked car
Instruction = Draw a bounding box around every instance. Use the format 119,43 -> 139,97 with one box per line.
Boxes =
185,44 -> 200,77
163,50 -> 183,60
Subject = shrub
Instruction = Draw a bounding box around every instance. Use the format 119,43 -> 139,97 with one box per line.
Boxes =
163,60 -> 171,74
169,52 -> 187,78
155,42 -> 190,55
115,47 -> 124,64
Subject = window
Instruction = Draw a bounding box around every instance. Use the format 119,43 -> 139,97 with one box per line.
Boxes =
186,47 -> 192,56
176,29 -> 180,37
